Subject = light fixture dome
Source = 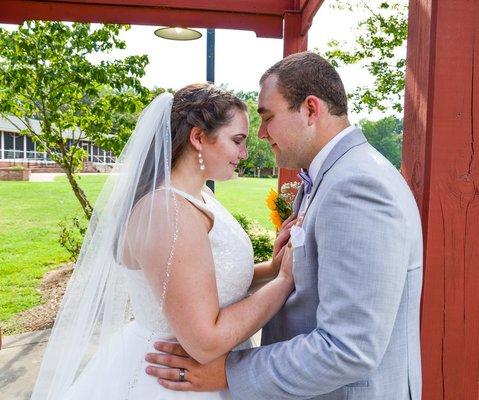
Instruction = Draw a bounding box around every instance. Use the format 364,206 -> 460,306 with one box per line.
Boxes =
154,27 -> 202,41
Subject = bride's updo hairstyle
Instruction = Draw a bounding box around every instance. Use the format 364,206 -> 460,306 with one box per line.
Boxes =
133,83 -> 246,207
170,83 -> 247,168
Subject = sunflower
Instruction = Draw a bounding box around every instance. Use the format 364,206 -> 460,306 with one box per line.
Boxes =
265,183 -> 298,230
270,210 -> 283,231
266,189 -> 278,211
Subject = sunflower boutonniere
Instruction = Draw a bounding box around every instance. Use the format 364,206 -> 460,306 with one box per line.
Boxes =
265,181 -> 301,230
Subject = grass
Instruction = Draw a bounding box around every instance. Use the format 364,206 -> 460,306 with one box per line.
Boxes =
215,177 -> 277,228
0,175 -> 277,325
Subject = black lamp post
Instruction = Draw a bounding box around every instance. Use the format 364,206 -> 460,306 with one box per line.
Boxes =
205,29 -> 215,192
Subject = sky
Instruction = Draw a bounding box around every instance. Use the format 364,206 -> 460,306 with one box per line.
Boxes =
1,0 -> 406,122
93,0 -> 378,122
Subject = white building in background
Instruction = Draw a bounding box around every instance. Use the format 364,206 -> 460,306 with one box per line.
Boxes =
0,117 -> 115,165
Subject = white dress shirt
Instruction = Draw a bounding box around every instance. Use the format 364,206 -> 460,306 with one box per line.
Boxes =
299,125 -> 356,213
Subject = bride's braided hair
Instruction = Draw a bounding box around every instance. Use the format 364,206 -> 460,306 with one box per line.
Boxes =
170,83 -> 247,168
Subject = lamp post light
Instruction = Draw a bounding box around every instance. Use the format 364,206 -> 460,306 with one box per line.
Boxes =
154,26 -> 216,192
154,27 -> 202,41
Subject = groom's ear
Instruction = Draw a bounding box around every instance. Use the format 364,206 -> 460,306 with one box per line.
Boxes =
304,95 -> 322,126
189,127 -> 207,151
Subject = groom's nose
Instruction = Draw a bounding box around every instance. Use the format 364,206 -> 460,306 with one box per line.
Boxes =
258,122 -> 268,139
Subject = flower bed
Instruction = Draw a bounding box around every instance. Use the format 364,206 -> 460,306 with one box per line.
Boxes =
0,167 -> 31,181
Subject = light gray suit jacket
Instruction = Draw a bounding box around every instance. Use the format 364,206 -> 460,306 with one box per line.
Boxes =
226,129 -> 423,400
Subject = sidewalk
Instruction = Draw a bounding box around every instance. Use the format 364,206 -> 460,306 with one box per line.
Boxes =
29,172 -> 106,182
0,329 -> 51,400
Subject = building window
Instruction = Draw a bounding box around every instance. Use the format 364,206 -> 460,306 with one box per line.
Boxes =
4,132 -> 15,159
14,134 -> 25,159
106,151 -> 114,164
26,136 -> 36,159
0,130 -> 112,164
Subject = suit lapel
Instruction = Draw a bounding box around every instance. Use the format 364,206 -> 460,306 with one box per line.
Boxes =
292,184 -> 304,215
302,128 -> 368,217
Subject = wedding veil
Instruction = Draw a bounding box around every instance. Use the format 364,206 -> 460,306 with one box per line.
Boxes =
30,93 -> 178,400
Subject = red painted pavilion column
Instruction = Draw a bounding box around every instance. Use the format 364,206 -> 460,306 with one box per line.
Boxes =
402,0 -> 479,399
278,12 -> 308,189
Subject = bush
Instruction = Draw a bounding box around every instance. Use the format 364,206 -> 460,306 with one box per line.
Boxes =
233,213 -> 274,263
58,216 -> 87,262
233,213 -> 251,231
57,212 -> 274,264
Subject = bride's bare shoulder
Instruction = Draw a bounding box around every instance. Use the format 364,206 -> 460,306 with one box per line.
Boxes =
127,188 -> 212,245
123,189 -> 212,267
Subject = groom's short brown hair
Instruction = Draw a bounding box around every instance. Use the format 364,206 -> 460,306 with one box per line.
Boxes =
260,52 -> 348,116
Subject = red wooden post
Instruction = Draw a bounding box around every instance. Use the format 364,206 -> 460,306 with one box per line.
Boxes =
402,0 -> 479,399
278,11 -> 308,190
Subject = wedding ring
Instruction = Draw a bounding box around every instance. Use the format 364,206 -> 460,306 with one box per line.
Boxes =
179,368 -> 186,382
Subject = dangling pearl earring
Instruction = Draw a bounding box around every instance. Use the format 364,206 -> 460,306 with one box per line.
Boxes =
198,151 -> 205,171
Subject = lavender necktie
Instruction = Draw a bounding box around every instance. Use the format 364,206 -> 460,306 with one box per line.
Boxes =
298,170 -> 313,195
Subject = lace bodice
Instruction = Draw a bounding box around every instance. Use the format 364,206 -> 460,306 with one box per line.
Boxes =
123,187 -> 255,337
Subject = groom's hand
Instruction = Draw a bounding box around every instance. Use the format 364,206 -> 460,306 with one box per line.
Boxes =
145,341 -> 228,391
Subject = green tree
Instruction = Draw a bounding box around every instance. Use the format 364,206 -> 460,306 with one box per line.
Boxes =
235,90 -> 258,102
321,0 -> 408,114
239,99 -> 276,177
360,116 -> 403,168
0,22 -> 149,219
218,84 -> 258,103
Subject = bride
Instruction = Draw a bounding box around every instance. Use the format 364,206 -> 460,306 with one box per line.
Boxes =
30,84 -> 295,399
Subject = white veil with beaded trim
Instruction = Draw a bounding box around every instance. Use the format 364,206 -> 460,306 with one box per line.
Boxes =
30,92 -> 179,400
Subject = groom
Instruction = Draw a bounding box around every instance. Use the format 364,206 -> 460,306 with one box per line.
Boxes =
146,52 -> 423,399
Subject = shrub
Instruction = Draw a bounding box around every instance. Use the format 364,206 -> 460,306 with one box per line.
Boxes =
58,212 -> 274,264
233,213 -> 274,263
233,213 -> 251,231
58,216 -> 87,262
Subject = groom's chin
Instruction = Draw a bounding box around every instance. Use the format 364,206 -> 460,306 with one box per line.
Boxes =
274,156 -> 287,169
275,158 -> 298,170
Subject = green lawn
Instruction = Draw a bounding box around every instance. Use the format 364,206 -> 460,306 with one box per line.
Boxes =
0,175 -> 277,324
215,177 -> 277,228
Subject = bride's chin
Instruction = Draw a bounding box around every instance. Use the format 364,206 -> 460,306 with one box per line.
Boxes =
211,172 -> 236,182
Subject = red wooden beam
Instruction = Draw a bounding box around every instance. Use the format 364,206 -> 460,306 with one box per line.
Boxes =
300,0 -> 325,35
49,0 -> 295,16
0,0 -> 284,38
283,12 -> 308,58
403,0 -> 479,399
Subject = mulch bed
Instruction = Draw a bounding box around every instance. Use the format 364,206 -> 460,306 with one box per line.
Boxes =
2,264 -> 73,335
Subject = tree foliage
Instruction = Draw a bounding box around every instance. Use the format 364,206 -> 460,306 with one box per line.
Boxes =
321,1 -> 408,114
360,116 -> 403,168
0,22 -> 149,218
239,99 -> 276,176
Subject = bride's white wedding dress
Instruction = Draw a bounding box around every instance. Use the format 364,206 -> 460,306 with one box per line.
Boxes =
63,187 -> 255,400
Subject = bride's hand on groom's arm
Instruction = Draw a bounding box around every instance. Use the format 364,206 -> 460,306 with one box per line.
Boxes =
145,341 -> 228,391
272,214 -> 297,273
277,242 -> 294,287
274,213 -> 297,256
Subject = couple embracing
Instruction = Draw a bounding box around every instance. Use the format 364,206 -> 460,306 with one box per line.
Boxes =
31,52 -> 423,400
